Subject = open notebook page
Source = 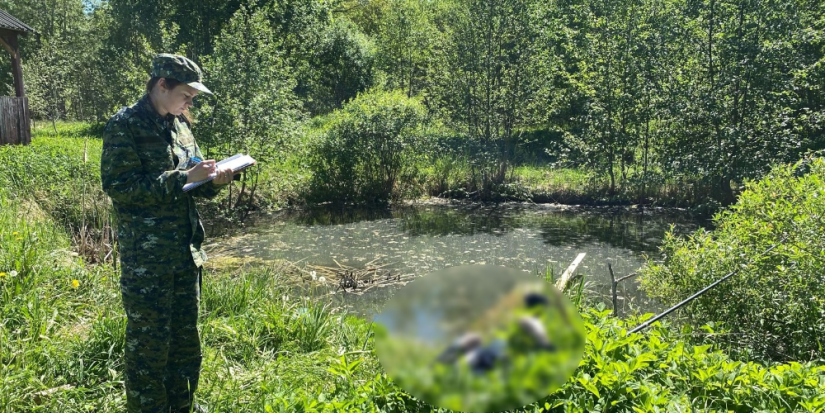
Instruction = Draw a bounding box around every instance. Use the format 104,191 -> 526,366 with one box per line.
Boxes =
182,153 -> 256,192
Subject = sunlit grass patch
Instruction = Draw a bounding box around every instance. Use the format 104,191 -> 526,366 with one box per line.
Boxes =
0,125 -> 113,264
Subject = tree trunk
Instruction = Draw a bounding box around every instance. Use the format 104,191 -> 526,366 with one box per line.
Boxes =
620,149 -> 627,184
0,33 -> 25,98
719,175 -> 734,206
643,117 -> 650,202
607,152 -> 616,195
497,159 -> 507,184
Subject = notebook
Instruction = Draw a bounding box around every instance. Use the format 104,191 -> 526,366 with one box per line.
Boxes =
182,153 -> 257,192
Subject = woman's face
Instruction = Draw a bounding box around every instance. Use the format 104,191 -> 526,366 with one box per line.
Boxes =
156,79 -> 199,116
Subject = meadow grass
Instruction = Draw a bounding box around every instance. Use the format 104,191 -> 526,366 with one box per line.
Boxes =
413,153 -> 716,210
511,163 -> 718,208
1,123 -> 823,412
0,123 -> 113,264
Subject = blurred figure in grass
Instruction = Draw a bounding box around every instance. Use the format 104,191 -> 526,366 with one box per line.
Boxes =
510,292 -> 558,353
101,54 -> 235,413
374,265 -> 586,413
435,332 -> 483,365
434,292 -> 558,374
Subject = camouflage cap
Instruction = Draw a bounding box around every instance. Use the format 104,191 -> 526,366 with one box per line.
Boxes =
151,53 -> 213,95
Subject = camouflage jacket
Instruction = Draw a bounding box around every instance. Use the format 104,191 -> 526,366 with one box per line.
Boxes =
101,94 -> 225,270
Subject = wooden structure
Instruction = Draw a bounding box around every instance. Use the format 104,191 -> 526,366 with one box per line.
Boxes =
0,9 -> 35,145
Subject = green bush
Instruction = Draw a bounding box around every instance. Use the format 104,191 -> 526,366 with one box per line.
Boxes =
537,307 -> 825,413
303,17 -> 377,116
306,89 -> 428,205
639,155 -> 825,362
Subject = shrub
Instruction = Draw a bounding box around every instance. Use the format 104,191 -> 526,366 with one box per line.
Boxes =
538,307 -> 825,412
306,89 -> 428,206
303,18 -> 377,116
639,155 -> 825,362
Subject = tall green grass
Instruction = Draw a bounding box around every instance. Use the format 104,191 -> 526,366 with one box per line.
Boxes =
0,186 -> 125,411
512,163 -> 722,208
0,123 -> 114,264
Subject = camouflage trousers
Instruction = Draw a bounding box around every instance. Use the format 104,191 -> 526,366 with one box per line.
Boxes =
120,259 -> 203,413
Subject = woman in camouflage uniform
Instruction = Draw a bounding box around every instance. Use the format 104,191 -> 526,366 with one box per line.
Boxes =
101,54 -> 233,413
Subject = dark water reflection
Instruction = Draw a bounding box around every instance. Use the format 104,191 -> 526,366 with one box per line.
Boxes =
208,201 -> 709,319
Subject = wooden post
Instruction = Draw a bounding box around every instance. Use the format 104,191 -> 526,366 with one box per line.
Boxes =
555,253 -> 586,292
0,96 -> 30,144
0,26 -> 31,145
0,32 -> 24,97
609,265 -> 639,318
609,262 -> 618,316
9,36 -> 23,98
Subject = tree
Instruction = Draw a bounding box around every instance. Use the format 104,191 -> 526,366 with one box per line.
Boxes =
658,0 -> 816,204
303,17 -> 377,115
4,0 -> 114,121
433,0 -> 539,192
196,3 -> 306,209
375,0 -> 438,98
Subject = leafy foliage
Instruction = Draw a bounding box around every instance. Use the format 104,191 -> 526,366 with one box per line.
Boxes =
539,307 -> 825,413
374,0 -> 439,99
306,89 -> 428,205
431,0 -> 538,192
302,17 -> 377,116
196,3 -> 306,209
5,0 -> 825,207
640,154 -> 825,362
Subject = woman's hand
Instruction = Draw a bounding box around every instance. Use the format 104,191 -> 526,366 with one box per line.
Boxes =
186,160 -> 216,184
212,166 -> 235,185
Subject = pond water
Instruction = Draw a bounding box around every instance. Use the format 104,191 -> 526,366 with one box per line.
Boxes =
205,201 -> 708,321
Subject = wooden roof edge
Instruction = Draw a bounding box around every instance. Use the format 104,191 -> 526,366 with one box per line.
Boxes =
0,9 -> 37,35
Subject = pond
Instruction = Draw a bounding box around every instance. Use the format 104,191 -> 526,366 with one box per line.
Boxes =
205,200 -> 708,321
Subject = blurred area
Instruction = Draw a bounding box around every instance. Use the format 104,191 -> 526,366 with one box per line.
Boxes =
374,265 -> 586,413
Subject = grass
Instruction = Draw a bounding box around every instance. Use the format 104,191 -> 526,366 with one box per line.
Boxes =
1,122 -> 823,412
413,153 -> 722,212
511,163 -> 722,209
0,122 -> 114,264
